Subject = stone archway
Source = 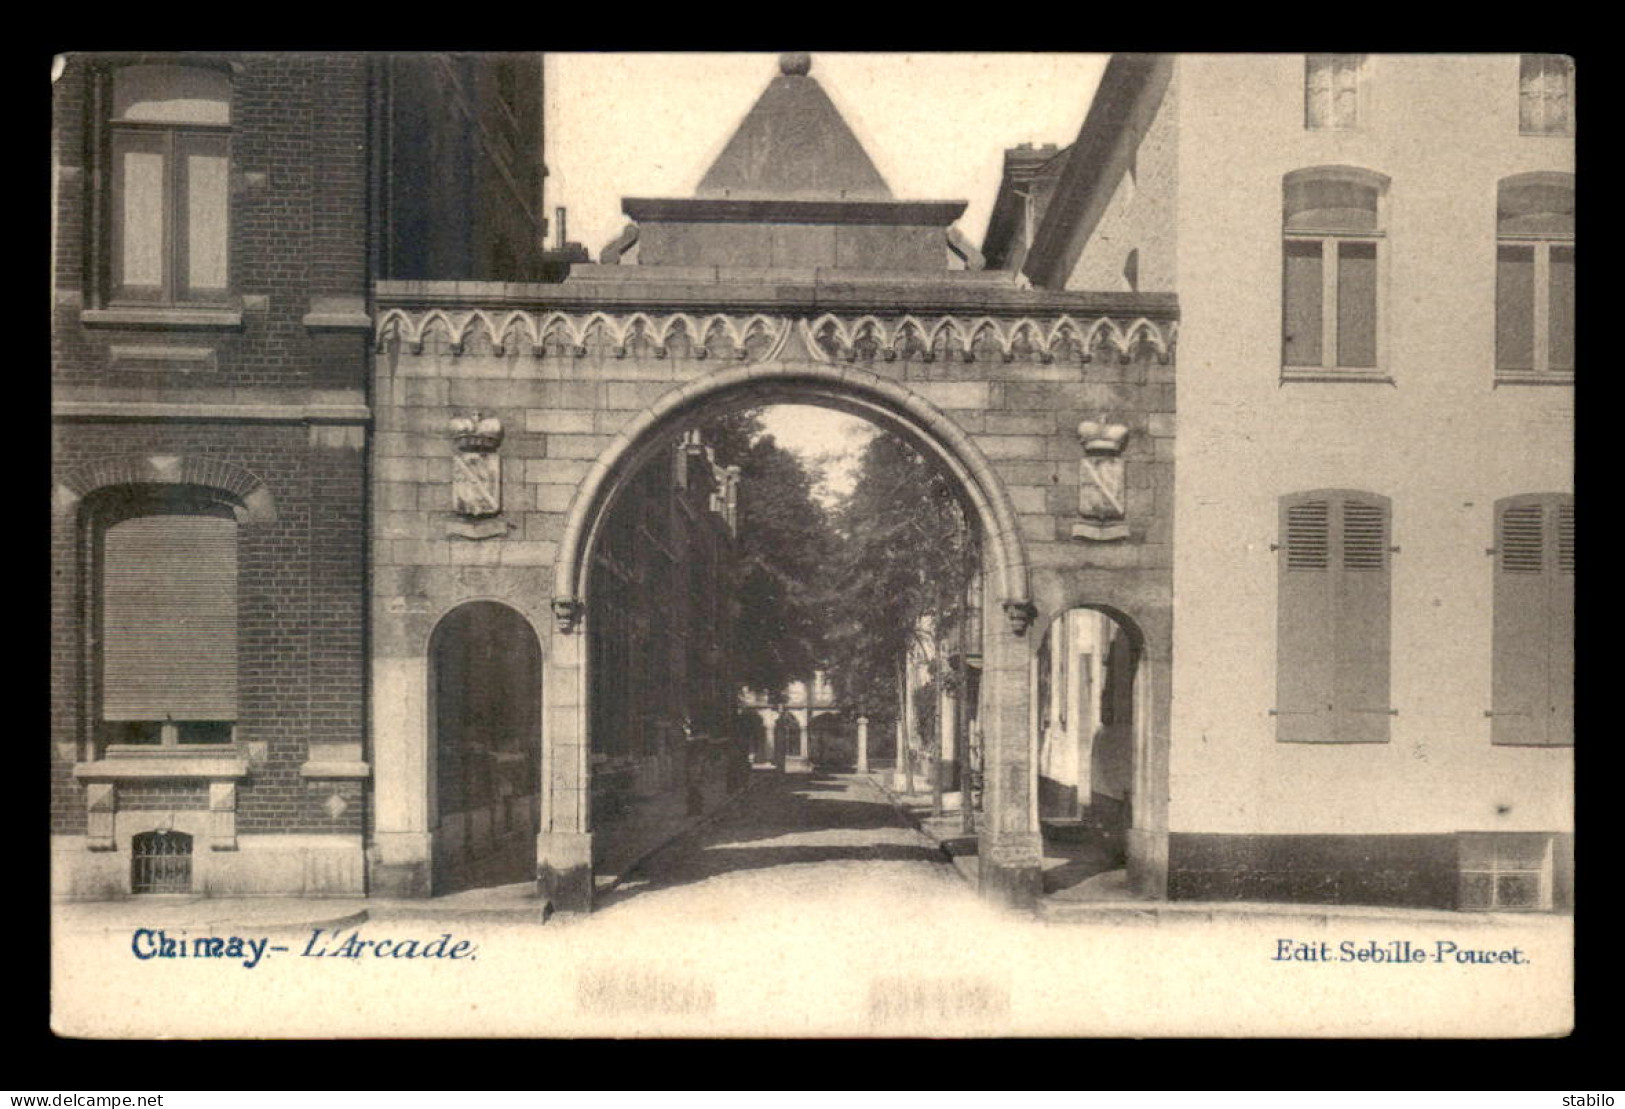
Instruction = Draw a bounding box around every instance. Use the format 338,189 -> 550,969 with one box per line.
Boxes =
536,355 -> 1043,912
808,711 -> 851,770
773,713 -> 804,768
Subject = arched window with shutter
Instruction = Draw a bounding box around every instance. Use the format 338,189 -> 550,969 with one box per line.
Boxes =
1276,490 -> 1393,742
90,486 -> 239,749
1491,494 -> 1574,746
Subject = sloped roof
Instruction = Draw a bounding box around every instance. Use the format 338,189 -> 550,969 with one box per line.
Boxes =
695,55 -> 893,200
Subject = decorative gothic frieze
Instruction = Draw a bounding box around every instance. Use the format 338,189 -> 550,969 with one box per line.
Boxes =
376,309 -> 1177,367
1072,418 -> 1132,542
449,412 -> 504,520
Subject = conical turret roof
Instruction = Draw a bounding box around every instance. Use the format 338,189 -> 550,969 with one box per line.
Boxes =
694,53 -> 892,200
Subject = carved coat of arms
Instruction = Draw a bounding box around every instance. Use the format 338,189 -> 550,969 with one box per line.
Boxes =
449,413 -> 504,519
1073,418 -> 1131,541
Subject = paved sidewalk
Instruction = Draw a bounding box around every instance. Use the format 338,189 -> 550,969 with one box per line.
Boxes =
862,771 -> 1567,931
55,766 -> 1565,936
53,769 -> 780,935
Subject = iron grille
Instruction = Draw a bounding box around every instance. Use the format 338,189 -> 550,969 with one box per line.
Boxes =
131,830 -> 193,894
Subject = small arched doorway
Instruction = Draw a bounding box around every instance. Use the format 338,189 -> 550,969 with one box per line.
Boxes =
1034,605 -> 1145,894
809,710 -> 851,770
428,600 -> 542,895
773,712 -> 804,769
736,710 -> 768,764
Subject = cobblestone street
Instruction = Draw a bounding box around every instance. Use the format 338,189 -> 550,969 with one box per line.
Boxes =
594,769 -> 975,918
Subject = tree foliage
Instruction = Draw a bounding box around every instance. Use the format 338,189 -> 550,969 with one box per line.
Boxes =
700,409 -> 834,700
821,434 -> 978,718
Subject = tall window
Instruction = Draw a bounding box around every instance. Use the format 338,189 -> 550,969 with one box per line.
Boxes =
1282,168 -> 1387,374
93,489 -> 239,749
1496,174 -> 1574,380
1519,54 -> 1574,136
1305,54 -> 1367,131
107,65 -> 232,305
1276,491 -> 1392,742
1491,494 -> 1573,747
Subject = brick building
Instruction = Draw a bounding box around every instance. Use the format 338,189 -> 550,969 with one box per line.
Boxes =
50,52 -> 551,899
997,53 -> 1574,910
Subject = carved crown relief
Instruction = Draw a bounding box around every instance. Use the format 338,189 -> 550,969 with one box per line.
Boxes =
447,412 -> 513,539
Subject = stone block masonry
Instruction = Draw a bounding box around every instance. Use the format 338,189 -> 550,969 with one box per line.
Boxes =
371,286 -> 1178,909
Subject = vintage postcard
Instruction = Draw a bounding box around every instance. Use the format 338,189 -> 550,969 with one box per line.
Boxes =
50,51 -> 1573,1039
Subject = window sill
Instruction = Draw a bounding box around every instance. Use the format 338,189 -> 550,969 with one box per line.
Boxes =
1280,369 -> 1394,386
1493,373 -> 1574,387
299,760 -> 371,779
301,311 -> 373,333
1071,521 -> 1131,542
74,755 -> 248,780
81,306 -> 244,331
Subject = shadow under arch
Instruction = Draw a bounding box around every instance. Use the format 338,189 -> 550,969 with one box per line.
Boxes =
426,599 -> 543,896
552,359 -> 1033,619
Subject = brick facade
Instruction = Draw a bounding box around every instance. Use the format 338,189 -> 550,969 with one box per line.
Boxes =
50,52 -> 548,900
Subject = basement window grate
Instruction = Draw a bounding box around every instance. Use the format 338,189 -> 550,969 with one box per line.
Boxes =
131,830 -> 193,894
1458,832 -> 1551,911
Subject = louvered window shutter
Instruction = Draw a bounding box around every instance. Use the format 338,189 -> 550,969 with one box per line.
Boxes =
1277,498 -> 1335,740
1493,497 -> 1573,746
101,513 -> 238,722
1334,496 -> 1392,741
1551,501 -> 1574,743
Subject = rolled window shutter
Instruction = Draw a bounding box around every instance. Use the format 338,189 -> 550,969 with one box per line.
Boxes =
1277,498 -> 1335,740
1492,498 -> 1553,745
101,514 -> 238,721
1334,496 -> 1391,741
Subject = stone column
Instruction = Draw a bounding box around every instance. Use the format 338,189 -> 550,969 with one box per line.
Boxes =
976,590 -> 1042,911
784,686 -> 813,772
537,618 -> 593,913
370,652 -> 434,898
856,715 -> 869,774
